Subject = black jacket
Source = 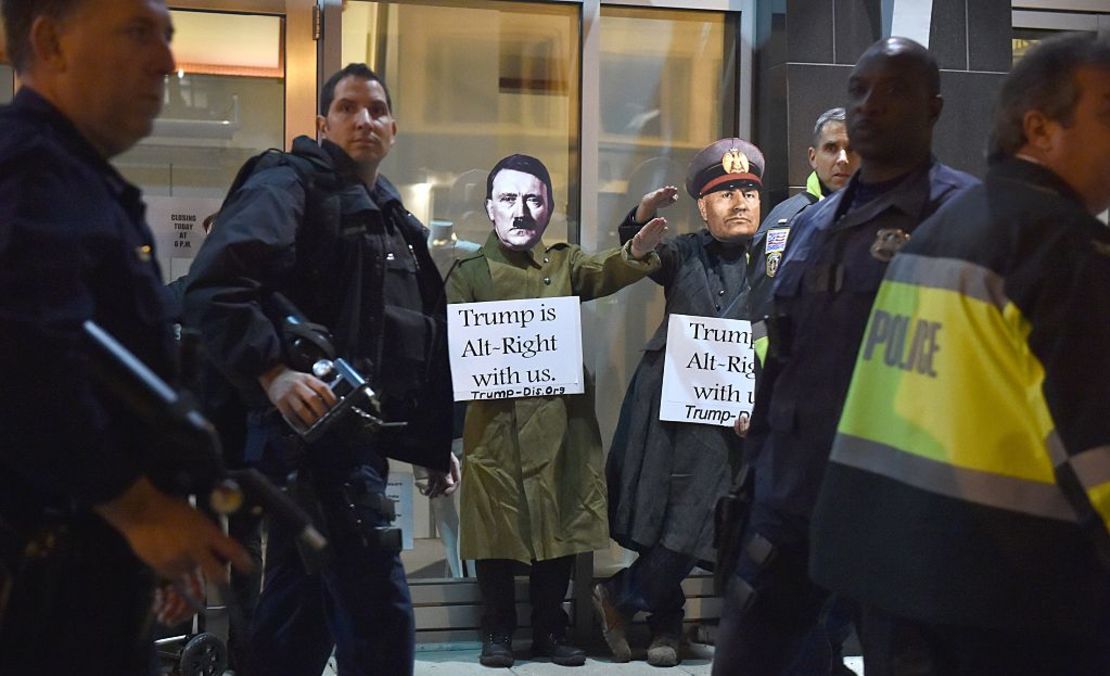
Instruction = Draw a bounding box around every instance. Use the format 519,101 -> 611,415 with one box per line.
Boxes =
811,158 -> 1110,636
184,136 -> 452,472
749,191 -> 819,319
747,159 -> 977,521
0,88 -> 178,517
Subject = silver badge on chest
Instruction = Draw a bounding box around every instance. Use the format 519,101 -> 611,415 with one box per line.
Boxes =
870,228 -> 911,262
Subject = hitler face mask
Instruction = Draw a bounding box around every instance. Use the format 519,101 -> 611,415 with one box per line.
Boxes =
486,169 -> 551,251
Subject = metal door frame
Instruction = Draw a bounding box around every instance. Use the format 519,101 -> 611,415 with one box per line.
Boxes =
170,0 -> 319,149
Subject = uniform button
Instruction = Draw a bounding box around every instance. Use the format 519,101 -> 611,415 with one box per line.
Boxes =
718,289 -> 726,296
715,304 -> 720,311
544,257 -> 550,264
543,277 -> 551,285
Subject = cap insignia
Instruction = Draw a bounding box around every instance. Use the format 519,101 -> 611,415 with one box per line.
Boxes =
722,149 -> 749,175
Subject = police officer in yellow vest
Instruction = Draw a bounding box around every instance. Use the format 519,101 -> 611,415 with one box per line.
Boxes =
811,33 -> 1110,675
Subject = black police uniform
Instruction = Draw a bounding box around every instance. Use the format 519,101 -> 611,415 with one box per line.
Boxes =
0,88 -> 176,673
184,136 -> 452,676
711,159 -> 977,675
749,190 -> 820,317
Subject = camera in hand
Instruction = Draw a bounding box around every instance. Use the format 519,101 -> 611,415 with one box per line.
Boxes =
270,294 -> 406,444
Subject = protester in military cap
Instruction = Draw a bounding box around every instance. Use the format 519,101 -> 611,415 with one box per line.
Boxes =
594,138 -> 769,667
446,153 -> 666,669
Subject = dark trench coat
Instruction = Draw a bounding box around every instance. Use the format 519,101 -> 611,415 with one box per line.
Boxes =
607,226 -> 770,563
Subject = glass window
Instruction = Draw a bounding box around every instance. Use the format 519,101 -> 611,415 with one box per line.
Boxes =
341,0 -> 580,582
112,10 -> 286,282
342,0 -> 580,251
594,6 -> 737,246
586,6 -> 738,576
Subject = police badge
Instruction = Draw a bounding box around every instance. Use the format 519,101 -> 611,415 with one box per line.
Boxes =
870,228 -> 911,262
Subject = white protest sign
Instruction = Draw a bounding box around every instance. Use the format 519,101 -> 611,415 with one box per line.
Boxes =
385,471 -> 415,550
659,313 -> 757,427
144,196 -> 222,282
447,296 -> 583,402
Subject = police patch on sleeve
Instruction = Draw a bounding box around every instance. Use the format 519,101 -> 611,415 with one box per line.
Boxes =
766,252 -> 783,278
764,228 -> 790,278
765,228 -> 790,254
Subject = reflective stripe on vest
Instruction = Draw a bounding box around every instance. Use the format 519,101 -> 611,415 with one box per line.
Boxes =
831,433 -> 1078,521
1065,443 -> 1110,526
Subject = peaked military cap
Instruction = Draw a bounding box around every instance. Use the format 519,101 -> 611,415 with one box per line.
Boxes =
685,138 -> 765,199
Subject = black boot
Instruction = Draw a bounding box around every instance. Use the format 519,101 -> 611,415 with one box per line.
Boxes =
532,631 -> 586,667
476,560 -> 518,668
480,632 -> 514,668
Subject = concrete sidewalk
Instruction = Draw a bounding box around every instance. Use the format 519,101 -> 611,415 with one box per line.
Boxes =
315,648 -> 866,675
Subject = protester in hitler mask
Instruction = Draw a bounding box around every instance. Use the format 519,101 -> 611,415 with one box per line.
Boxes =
447,153 -> 665,668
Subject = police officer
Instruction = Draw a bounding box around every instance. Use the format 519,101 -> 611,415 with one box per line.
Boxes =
711,38 -> 978,675
745,108 -> 860,675
811,32 -> 1110,675
184,64 -> 456,676
0,0 -> 251,672
751,108 -> 858,316
596,139 -> 765,667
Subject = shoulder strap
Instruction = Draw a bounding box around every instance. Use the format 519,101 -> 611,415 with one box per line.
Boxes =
216,148 -> 285,214
219,146 -> 335,213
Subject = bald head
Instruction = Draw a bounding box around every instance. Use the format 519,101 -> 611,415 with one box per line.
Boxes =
847,37 -> 943,182
858,37 -> 941,96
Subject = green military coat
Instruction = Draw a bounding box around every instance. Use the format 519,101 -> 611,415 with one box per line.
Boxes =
447,231 -> 659,563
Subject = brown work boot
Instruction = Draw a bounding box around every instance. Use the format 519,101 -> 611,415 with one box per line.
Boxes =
591,583 -> 631,662
646,633 -> 681,667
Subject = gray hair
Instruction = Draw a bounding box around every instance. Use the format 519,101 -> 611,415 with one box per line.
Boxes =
812,108 -> 847,147
989,32 -> 1110,162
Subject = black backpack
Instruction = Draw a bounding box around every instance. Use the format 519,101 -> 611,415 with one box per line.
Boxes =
186,147 -> 338,467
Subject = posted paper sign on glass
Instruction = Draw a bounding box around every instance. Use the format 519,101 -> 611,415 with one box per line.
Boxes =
144,196 -> 222,282
448,296 -> 583,402
659,314 -> 757,427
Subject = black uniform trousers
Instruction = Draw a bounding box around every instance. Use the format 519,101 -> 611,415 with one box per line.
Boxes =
248,453 -> 414,676
712,503 -> 851,676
